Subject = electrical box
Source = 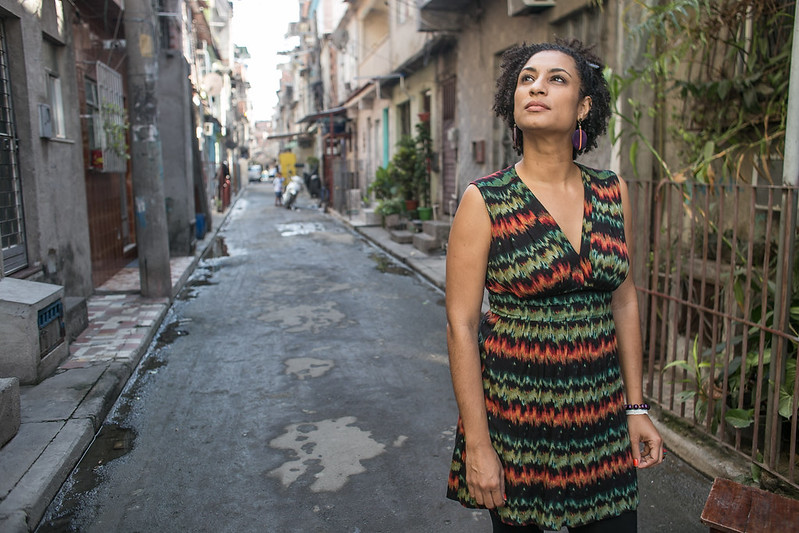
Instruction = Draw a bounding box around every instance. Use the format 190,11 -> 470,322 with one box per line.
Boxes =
39,104 -> 52,138
0,278 -> 67,384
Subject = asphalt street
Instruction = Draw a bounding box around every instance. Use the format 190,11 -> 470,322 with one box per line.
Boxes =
35,184 -> 713,532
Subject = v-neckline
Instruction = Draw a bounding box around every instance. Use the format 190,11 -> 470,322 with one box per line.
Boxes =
511,164 -> 591,258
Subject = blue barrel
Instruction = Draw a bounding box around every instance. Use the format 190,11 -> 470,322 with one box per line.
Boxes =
195,214 -> 206,239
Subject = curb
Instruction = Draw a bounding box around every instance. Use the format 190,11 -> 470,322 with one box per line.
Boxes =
0,196 -> 239,532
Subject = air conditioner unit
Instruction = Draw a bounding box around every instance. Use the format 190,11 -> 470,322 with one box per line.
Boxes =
507,0 -> 555,17
203,122 -> 215,136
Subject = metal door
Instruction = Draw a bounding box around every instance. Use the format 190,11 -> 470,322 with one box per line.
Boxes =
440,77 -> 457,215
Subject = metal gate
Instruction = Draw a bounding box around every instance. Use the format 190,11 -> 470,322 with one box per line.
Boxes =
632,177 -> 799,490
0,20 -> 26,275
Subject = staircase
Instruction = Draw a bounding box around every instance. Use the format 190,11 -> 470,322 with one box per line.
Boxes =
389,218 -> 450,254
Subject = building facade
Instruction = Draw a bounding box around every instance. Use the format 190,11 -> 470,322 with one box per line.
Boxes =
0,0 -> 250,386
269,0 -> 646,221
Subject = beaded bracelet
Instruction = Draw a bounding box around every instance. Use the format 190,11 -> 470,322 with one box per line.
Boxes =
624,403 -> 650,416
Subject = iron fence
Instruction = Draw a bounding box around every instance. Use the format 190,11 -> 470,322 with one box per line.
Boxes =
629,178 -> 799,490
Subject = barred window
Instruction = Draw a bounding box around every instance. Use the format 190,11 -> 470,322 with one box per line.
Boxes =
95,61 -> 127,173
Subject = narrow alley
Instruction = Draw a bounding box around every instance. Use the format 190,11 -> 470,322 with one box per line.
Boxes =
33,186 -> 711,532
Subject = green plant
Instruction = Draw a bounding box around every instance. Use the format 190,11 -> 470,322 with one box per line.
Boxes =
607,0 -> 791,183
375,197 -> 404,216
414,118 -> 433,206
371,117 -> 435,210
100,102 -> 130,159
391,119 -> 434,206
393,134 -> 421,202
663,245 -> 799,433
663,336 -> 731,434
368,163 -> 400,200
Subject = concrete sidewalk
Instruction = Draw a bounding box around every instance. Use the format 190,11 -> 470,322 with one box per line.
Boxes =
0,195 -> 745,532
0,203 -> 236,533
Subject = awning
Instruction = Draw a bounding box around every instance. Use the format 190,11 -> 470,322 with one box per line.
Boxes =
266,131 -> 310,140
342,82 -> 378,109
297,106 -> 347,124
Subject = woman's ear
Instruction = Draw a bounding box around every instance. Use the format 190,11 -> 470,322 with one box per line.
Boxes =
578,96 -> 592,122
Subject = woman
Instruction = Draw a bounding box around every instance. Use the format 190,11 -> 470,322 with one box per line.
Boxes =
445,39 -> 663,532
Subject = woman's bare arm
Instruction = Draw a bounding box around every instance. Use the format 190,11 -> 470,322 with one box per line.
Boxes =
446,184 -> 505,507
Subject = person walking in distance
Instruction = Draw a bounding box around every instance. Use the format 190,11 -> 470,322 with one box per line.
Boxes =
445,39 -> 663,533
273,170 -> 284,207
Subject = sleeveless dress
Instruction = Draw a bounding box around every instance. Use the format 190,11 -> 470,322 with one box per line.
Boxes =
446,163 -> 638,529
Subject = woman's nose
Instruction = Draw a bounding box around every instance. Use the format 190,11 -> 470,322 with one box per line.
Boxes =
529,80 -> 544,94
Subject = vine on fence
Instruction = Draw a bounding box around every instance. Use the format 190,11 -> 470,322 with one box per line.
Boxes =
608,1 -> 796,461
606,0 -> 791,183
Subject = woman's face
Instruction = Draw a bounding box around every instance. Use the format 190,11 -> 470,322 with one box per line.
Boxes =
512,50 -> 591,137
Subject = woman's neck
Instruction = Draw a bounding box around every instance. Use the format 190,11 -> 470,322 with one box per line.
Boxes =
516,150 -> 578,187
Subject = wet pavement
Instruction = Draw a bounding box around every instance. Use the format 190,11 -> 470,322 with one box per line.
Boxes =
0,184 -> 735,532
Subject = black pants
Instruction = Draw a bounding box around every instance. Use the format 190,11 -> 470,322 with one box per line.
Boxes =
490,510 -> 637,533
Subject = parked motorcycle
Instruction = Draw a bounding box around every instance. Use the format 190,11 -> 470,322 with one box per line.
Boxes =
282,176 -> 304,210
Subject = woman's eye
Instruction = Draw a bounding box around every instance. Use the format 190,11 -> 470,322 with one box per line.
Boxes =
551,75 -> 565,83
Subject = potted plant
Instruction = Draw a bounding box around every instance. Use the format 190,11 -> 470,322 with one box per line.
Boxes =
368,163 -> 400,202
369,164 -> 404,227
414,118 -> 434,220
376,197 -> 404,228
392,118 -> 435,217
392,134 -> 421,212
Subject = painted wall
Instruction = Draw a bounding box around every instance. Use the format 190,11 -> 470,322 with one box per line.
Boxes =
1,0 -> 93,297
159,53 -> 196,255
452,1 -> 625,199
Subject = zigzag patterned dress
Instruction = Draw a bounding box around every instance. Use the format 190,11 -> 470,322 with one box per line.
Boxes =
446,163 -> 638,529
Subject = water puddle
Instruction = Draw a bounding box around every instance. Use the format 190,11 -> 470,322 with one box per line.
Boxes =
36,424 -> 137,531
153,319 -> 190,350
202,236 -> 229,259
268,416 -> 386,492
109,353 -> 166,422
284,357 -> 334,380
277,222 -> 325,236
370,252 -> 413,276
175,237 -> 227,301
176,268 -> 216,301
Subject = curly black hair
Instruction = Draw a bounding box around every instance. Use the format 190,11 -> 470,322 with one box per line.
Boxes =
493,38 -> 611,157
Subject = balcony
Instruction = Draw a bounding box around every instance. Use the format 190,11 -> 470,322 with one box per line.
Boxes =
359,34 -> 391,81
418,0 -> 473,11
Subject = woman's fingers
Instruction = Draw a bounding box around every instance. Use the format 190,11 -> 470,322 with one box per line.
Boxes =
465,445 -> 506,508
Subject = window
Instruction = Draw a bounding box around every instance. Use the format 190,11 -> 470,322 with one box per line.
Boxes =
0,20 -> 26,273
84,77 -> 99,149
46,72 -> 65,138
95,61 -> 127,173
43,39 -> 66,139
397,101 -> 410,138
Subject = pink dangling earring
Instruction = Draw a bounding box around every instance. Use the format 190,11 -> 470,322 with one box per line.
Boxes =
572,119 -> 587,151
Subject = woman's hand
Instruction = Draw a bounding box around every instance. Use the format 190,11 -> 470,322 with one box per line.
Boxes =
628,414 -> 663,468
465,442 -> 506,509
